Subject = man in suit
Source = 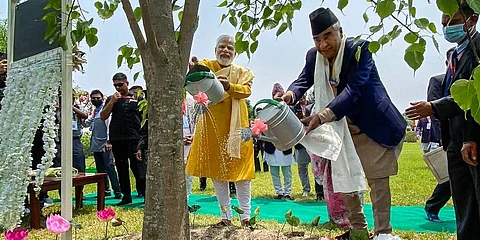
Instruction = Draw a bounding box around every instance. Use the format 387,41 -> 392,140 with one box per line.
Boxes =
421,50 -> 453,223
406,3 -> 480,239
281,7 -> 406,238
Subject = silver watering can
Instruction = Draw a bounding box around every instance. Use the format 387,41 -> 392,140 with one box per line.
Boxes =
242,99 -> 305,151
184,66 -> 225,105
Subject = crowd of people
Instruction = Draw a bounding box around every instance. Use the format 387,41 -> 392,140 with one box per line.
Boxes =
1,2 -> 480,240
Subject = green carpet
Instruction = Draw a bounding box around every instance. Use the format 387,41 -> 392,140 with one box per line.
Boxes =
81,193 -> 456,233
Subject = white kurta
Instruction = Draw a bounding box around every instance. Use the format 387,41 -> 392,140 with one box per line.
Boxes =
264,149 -> 295,167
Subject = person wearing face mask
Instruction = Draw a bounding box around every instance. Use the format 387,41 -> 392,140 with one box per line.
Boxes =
406,3 -> 480,239
186,34 -> 255,226
88,89 -> 122,200
101,73 -> 144,206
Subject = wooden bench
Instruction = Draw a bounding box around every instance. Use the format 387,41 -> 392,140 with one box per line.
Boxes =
27,173 -> 107,229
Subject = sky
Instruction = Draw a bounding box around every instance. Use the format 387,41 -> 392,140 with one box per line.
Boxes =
0,1 -> 458,112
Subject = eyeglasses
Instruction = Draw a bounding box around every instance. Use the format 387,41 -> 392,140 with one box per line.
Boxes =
113,83 -> 125,87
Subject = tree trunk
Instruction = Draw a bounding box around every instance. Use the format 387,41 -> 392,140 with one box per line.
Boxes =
126,0 -> 198,238
141,49 -> 190,239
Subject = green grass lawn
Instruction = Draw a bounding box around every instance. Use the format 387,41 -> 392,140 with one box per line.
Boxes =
24,142 -> 456,239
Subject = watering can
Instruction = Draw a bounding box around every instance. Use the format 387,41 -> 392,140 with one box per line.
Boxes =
242,99 -> 306,151
184,65 -> 224,105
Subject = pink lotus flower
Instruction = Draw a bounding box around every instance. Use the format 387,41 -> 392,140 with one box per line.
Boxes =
250,119 -> 268,135
97,208 -> 116,222
193,91 -> 210,105
3,228 -> 28,240
46,214 -> 71,235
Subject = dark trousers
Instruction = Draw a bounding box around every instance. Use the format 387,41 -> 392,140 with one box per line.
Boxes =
111,140 -> 145,199
93,151 -> 121,195
73,138 -> 86,172
447,146 -> 480,240
254,154 -> 262,172
425,181 -> 451,215
315,181 -> 324,198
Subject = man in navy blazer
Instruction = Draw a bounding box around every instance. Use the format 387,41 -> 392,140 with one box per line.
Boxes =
281,7 -> 406,238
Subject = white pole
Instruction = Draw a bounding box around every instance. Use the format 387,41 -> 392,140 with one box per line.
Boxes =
7,0 -> 17,62
60,0 -> 73,239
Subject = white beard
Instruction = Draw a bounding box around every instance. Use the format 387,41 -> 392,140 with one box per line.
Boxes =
216,56 -> 233,66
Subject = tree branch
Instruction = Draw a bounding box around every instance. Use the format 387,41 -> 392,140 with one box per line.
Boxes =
138,0 -> 159,54
177,0 -> 200,72
370,0 -> 418,37
121,0 -> 146,52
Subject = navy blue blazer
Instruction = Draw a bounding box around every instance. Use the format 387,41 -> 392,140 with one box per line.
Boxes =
287,37 -> 406,149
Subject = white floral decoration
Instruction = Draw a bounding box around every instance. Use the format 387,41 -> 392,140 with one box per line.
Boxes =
0,48 -> 62,229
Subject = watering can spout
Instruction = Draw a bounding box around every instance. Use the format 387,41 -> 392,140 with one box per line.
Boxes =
255,135 -> 277,143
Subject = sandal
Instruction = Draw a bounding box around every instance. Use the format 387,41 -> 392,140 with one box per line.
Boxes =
214,219 -> 232,227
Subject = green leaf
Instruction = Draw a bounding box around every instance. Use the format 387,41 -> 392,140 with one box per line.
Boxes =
286,18 -> 293,31
467,0 -> 480,16
292,1 -> 302,10
409,6 -> 416,17
404,32 -> 418,44
173,4 -> 182,11
249,216 -> 256,226
133,72 -> 140,81
250,40 -> 259,53
254,206 -> 260,217
250,29 -> 260,41
376,0 -> 396,19
338,0 -> 349,12
134,7 -> 142,22
58,35 -> 67,51
379,35 -> 390,45
218,0 -> 228,7
235,40 -> 245,53
117,55 -> 123,68
389,28 -> 402,40
220,14 -> 228,24
437,0 -> 459,17
122,46 -> 133,56
432,35 -> 440,53
406,43 -> 426,54
86,34 -> 98,47
178,11 -> 184,22
470,96 -> 480,124
362,12 -> 369,23
89,27 -> 98,35
229,17 -> 238,27
273,11 -> 283,21
71,11 -> 81,20
311,216 -> 320,226
287,216 -> 300,227
353,35 -> 361,45
262,7 -> 273,19
428,22 -> 437,33
355,45 -> 361,61
404,50 -> 424,71
285,210 -> 292,219
232,206 -> 244,214
369,24 -> 383,34
276,23 -> 288,37
368,41 -> 381,53
262,19 -> 279,30
414,18 -> 430,29
451,79 -> 476,111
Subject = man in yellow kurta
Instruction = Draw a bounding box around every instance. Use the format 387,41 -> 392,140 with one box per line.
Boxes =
186,35 -> 255,225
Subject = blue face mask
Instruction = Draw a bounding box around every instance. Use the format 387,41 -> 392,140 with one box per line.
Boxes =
443,24 -> 467,43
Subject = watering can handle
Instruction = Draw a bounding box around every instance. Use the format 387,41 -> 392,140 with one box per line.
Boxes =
253,99 -> 283,119
184,71 -> 217,87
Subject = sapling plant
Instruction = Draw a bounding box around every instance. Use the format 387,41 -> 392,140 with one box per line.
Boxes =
231,205 -> 244,226
310,216 -> 321,236
189,205 -> 201,229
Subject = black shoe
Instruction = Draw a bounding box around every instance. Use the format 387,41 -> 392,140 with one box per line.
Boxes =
115,198 -> 132,206
274,195 -> 283,199
284,195 -> 294,200
105,191 -> 112,196
188,206 -> 194,213
199,187 -> 206,191
114,193 -> 122,199
316,195 -> 325,201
